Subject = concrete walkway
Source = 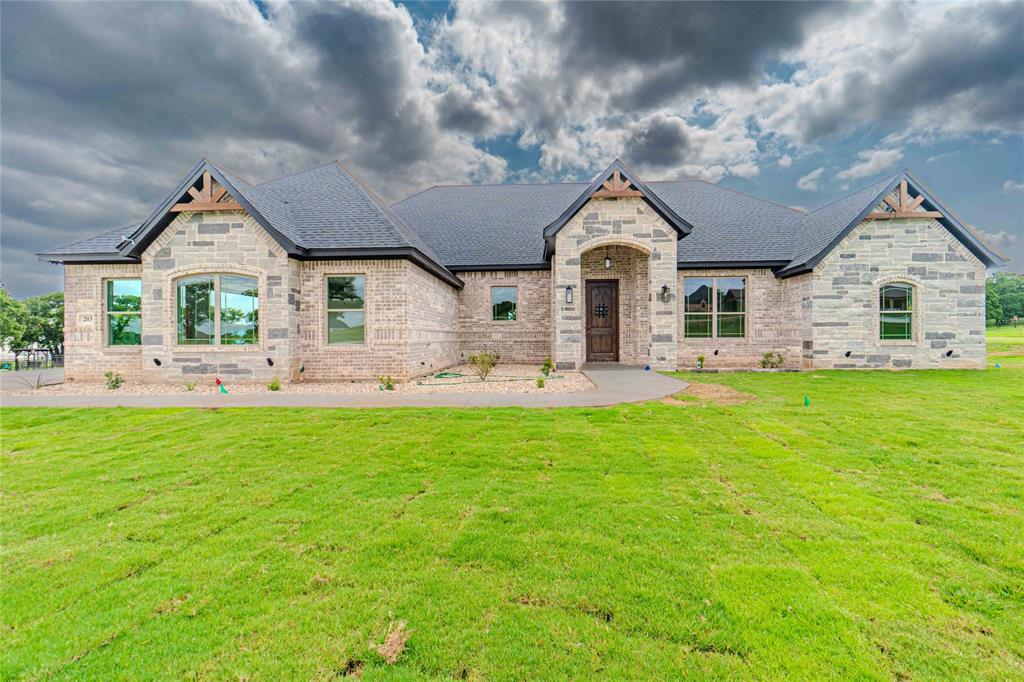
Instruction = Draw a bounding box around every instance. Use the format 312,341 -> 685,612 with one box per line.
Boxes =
0,365 -> 686,409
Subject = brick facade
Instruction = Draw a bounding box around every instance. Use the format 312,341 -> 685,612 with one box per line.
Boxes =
676,268 -> 803,370
61,206 -> 988,381
455,270 -> 552,364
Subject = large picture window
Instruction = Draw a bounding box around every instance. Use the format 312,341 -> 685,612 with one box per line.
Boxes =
683,277 -> 746,338
491,286 -> 517,321
327,275 -> 366,344
176,274 -> 258,345
880,283 -> 914,340
106,279 -> 142,346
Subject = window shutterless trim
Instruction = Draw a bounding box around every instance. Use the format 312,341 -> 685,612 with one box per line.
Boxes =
104,278 -> 142,347
325,273 -> 367,346
490,285 -> 518,322
682,276 -> 747,339
174,273 -> 259,346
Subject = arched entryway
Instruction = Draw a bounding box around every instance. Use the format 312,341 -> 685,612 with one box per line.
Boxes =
580,243 -> 650,364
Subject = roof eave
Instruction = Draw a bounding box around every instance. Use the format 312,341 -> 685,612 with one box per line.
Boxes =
36,252 -> 140,264
297,247 -> 463,289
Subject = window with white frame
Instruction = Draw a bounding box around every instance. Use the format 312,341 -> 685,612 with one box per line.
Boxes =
326,275 -> 366,344
879,282 -> 914,340
683,277 -> 746,338
106,279 -> 142,346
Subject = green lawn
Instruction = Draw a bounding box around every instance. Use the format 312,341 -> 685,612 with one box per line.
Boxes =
2,340 -> 1023,679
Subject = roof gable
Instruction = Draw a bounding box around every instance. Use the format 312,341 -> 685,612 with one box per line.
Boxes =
123,159 -> 298,258
779,170 -> 1006,277
541,160 -> 693,257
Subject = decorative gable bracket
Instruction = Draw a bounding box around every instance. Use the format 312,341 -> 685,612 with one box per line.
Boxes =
865,179 -> 942,220
592,170 -> 644,199
170,170 -> 243,212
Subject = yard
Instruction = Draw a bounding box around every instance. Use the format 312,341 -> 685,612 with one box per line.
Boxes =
2,330 -> 1022,679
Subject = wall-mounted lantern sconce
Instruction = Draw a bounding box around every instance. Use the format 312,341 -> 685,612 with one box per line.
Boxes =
153,358 -> 162,366
266,358 -> 274,366
604,256 -> 612,269
845,351 -> 852,358
565,285 -> 574,304
660,284 -> 671,303
945,350 -> 954,357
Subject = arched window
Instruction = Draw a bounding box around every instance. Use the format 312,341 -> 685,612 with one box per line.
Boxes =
879,283 -> 914,340
176,274 -> 259,345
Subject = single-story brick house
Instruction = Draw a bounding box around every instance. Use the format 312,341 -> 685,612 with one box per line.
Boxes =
40,159 -> 1004,383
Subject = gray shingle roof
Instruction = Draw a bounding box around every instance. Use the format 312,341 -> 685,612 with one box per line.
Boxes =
41,161 -> 1003,277
39,223 -> 138,258
392,178 -> 806,267
783,172 -> 901,272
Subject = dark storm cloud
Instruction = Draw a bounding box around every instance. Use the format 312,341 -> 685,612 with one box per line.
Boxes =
561,1 -> 840,109
796,1 -> 1024,142
0,0 -> 496,297
622,115 -> 690,170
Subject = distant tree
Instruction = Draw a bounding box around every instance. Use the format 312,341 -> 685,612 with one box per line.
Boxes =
0,288 -> 29,348
987,272 -> 1024,325
22,292 -> 64,354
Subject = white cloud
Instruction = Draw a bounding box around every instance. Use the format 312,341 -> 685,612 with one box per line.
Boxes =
837,148 -> 903,182
797,167 -> 824,191
777,154 -> 793,168
1002,180 -> 1024,193
979,229 -> 1019,250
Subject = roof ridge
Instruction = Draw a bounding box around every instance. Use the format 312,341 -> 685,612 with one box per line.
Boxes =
804,170 -> 903,215
649,178 -> 805,214
255,160 -> 341,187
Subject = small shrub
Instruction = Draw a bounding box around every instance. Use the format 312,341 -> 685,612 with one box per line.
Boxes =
541,356 -> 554,377
268,377 -> 281,391
696,354 -> 706,369
182,380 -> 199,392
760,351 -> 784,369
378,375 -> 396,391
469,351 -> 500,381
536,376 -> 545,389
104,371 -> 124,391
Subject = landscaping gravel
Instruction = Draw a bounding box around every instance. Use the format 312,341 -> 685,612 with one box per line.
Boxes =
8,364 -> 592,396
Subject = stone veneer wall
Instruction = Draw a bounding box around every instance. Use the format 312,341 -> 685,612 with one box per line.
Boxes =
804,218 -> 986,369
138,211 -> 300,384
63,263 -> 145,381
552,197 -> 678,370
455,270 -> 552,363
676,268 -> 802,370
581,245 -> 650,365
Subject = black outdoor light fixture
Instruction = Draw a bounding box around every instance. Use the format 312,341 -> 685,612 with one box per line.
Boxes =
845,351 -> 852,357
946,350 -> 954,357
604,255 -> 612,269
565,285 -> 574,304
153,358 -> 162,366
266,357 -> 274,366
660,284 -> 671,303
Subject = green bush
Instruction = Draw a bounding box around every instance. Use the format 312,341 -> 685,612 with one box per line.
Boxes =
104,371 -> 124,391
378,375 -> 396,391
760,351 -> 784,369
268,377 -> 281,391
541,356 -> 553,377
469,351 -> 500,381
696,354 -> 706,369
182,380 -> 198,392
535,376 -> 545,389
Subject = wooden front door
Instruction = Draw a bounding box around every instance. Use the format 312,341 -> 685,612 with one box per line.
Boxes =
586,280 -> 619,362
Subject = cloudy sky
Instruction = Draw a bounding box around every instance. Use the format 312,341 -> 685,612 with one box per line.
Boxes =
2,0 -> 1022,297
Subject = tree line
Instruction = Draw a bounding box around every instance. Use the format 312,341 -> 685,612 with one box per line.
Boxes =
0,289 -> 64,354
987,272 -> 1024,326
